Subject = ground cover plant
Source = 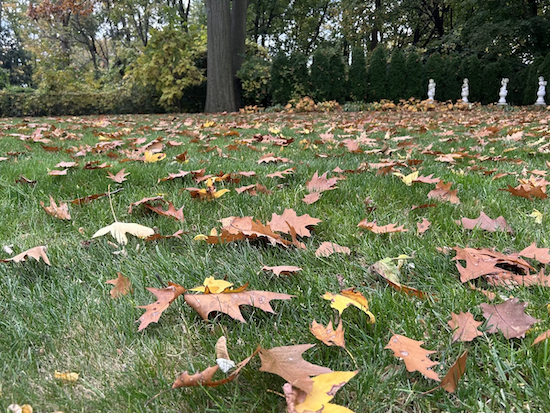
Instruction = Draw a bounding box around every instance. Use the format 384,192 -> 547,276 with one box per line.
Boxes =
1,106 -> 550,412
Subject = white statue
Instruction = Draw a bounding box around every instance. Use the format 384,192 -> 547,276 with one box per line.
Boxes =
461,78 -> 469,103
497,78 -> 509,105
427,79 -> 436,102
535,76 -> 547,106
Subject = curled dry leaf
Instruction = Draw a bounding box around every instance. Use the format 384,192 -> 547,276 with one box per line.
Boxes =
106,272 -> 132,298
358,220 -> 408,234
259,344 -> 332,393
323,288 -> 375,323
92,222 -> 155,245
385,334 -> 440,381
310,320 -> 345,348
1,246 -> 50,265
315,241 -> 351,257
40,195 -> 71,220
137,282 -> 186,331
262,265 -> 302,276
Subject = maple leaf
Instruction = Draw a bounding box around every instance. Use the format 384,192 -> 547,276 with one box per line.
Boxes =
184,288 -> 294,323
214,216 -> 291,247
266,167 -> 295,178
267,208 -> 321,237
501,176 -> 547,199
40,195 -> 71,220
137,282 -> 186,331
144,200 -> 184,222
284,370 -> 358,413
107,168 -> 130,183
310,320 -> 345,348
357,220 -> 408,234
480,298 -> 540,339
385,334 -> 440,381
306,171 -> 338,192
106,272 -> 132,298
262,265 -> 302,276
259,344 -> 332,393
456,211 -> 512,233
427,180 -> 460,204
158,170 -> 191,183
417,218 -> 431,234
1,245 -> 50,265
315,241 -> 351,257
92,222 -> 155,245
323,288 -> 375,323
448,312 -> 483,342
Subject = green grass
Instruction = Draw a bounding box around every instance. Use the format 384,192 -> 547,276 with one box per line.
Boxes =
1,108 -> 550,412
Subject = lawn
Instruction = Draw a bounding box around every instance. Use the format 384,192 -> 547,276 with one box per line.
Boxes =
1,106 -> 550,412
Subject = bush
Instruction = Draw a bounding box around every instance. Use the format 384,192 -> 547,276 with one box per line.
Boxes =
310,49 -> 331,102
405,51 -> 424,100
349,47 -> 368,101
367,47 -> 387,102
270,51 -> 309,105
237,43 -> 271,107
387,48 -> 406,102
424,53 -> 444,100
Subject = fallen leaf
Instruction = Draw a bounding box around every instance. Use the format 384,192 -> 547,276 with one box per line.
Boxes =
385,334 -> 440,381
190,276 -> 234,293
144,150 -> 166,163
106,272 -> 132,298
302,192 -> 322,204
144,229 -> 184,242
427,181 -> 460,204
107,168 -> 130,183
1,246 -> 50,265
417,218 -> 431,234
184,288 -> 294,322
306,171 -> 338,192
40,196 -> 71,220
532,329 -> 550,346
144,200 -> 184,222
448,312 -> 483,342
158,170 -> 191,183
259,344 -> 332,393
48,169 -> 68,176
315,241 -> 351,257
267,209 -> 321,237
262,265 -> 302,276
519,243 -> 550,264
310,320 -> 345,348
266,168 -> 295,178
357,220 -> 408,234
137,282 -> 186,331
56,161 -> 77,168
456,211 -> 512,233
322,288 -> 375,323
439,351 -> 468,393
70,188 -> 123,205
92,222 -> 155,245
530,209 -> 543,224
215,336 -> 235,373
480,298 -> 540,339
54,371 -> 79,382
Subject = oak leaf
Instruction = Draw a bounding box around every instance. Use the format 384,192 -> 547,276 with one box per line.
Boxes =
184,288 -> 294,323
448,312 -> 482,342
323,288 -> 375,323
144,200 -> 184,222
137,282 -> 186,331
456,211 -> 512,233
301,192 -> 322,204
107,168 -> 130,183
385,334 -> 440,381
284,370 -> 358,413
417,218 -> 431,234
315,242 -> 351,257
259,344 -> 332,393
106,272 -> 132,298
310,320 -> 345,348
92,222 -> 155,245
357,220 -> 408,234
1,246 -> 50,265
40,196 -> 71,220
306,171 -> 338,192
480,298 -> 540,339
262,265 -> 302,276
427,181 -> 460,204
267,209 -> 321,237
518,242 -> 550,264
158,170 -> 191,183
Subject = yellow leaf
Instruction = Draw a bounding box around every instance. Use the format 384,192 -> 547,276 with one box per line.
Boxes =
144,151 -> 166,163
190,276 -> 233,293
393,171 -> 419,186
322,290 -> 375,323
295,371 -> 358,413
194,234 -> 208,241
213,189 -> 230,198
530,209 -> 543,224
268,127 -> 281,134
92,222 -> 155,245
54,371 -> 79,382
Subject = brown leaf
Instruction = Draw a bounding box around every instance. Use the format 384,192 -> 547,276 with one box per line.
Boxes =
306,171 -> 338,192
106,272 -> 132,298
48,169 -> 68,176
216,216 -> 291,247
385,334 -> 440,381
385,279 -> 430,300
40,196 -> 71,220
262,265 -> 302,276
144,229 -> 184,242
158,170 -> 191,183
55,161 -> 77,168
144,200 -> 184,222
448,312 -> 483,342
70,188 -> 123,205
518,242 -> 550,264
480,298 -> 540,339
15,175 -> 36,185
107,168 -> 130,183
439,351 -> 468,393
532,329 -> 550,346
310,320 -> 345,348
1,246 -> 50,265
127,196 -> 164,213
427,181 -> 460,204
315,242 -> 351,257
357,220 -> 408,234
457,211 -> 512,233
266,167 -> 295,178
137,283 -> 186,331
184,290 -> 294,322
417,218 -> 431,234
259,344 -> 332,393
267,209 -> 321,237
257,153 -> 291,163
302,192 -> 322,204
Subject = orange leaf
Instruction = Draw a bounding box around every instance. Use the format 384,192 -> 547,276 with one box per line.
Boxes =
2,246 -> 50,265
40,195 -> 71,220
137,283 -> 186,331
106,272 -> 133,298
144,200 -> 184,222
440,351 -> 468,393
532,329 -> 550,346
448,312 -> 482,342
310,320 -> 346,348
385,334 -> 440,381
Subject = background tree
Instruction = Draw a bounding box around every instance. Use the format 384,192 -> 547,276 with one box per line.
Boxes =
349,46 -> 368,101
405,50 -> 424,99
367,46 -> 387,102
387,48 -> 406,102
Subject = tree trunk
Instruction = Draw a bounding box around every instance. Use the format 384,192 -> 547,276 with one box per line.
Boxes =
205,0 -> 236,113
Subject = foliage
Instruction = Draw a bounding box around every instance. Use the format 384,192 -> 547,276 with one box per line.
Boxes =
404,50 -> 424,100
127,26 -> 206,110
367,46 -> 387,103
348,46 -> 368,102
387,48 -> 406,102
236,42 -> 272,107
424,53 -> 444,100
310,49 -> 331,102
270,51 -> 309,105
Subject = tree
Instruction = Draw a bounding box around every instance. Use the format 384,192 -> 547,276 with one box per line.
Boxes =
349,46 -> 368,101
405,50 -> 423,99
367,46 -> 387,102
205,0 -> 249,113
387,48 -> 406,102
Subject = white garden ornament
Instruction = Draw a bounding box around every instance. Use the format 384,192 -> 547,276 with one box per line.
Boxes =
535,76 -> 547,106
497,78 -> 509,105
427,79 -> 436,102
461,78 -> 469,103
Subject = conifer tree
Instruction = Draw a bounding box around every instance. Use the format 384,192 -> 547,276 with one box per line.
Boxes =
367,46 -> 387,102
405,51 -> 424,100
270,52 -> 292,104
310,49 -> 331,101
349,46 -> 368,101
424,53 -> 443,100
328,52 -> 346,102
523,56 -> 544,104
387,48 -> 406,102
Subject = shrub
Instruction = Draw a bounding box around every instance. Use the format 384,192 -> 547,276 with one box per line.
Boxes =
237,42 -> 271,107
349,46 -> 368,101
387,48 -> 406,102
310,49 -> 331,102
367,47 -> 387,102
405,51 -> 424,100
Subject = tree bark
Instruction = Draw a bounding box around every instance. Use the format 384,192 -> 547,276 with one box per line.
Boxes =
231,0 -> 248,109
205,0 -> 236,113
